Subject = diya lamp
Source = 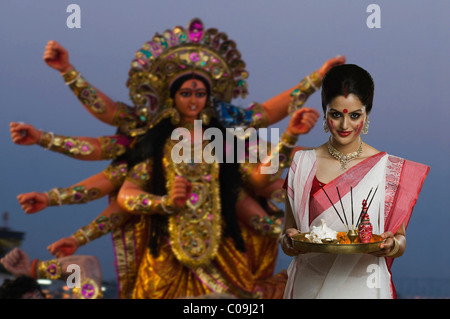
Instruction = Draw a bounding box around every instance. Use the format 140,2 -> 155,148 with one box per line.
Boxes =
358,200 -> 373,243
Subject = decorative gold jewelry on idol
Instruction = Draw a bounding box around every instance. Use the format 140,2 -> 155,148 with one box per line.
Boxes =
288,71 -> 322,114
37,259 -> 62,280
72,214 -> 122,246
327,137 -> 363,170
126,18 -> 249,135
72,278 -> 102,299
46,186 -> 102,206
38,132 -> 95,157
63,66 -> 106,114
164,138 -> 222,269
103,162 -> 128,189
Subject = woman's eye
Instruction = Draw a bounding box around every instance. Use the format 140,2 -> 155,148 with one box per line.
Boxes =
331,112 -> 341,118
351,113 -> 361,119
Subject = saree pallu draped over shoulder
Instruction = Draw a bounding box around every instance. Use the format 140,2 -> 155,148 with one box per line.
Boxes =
284,150 -> 429,299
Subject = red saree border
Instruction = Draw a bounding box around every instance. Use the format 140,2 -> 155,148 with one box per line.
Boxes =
309,152 -> 387,223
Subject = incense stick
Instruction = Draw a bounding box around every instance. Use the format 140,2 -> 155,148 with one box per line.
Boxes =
356,186 -> 379,228
320,185 -> 348,231
336,186 -> 349,228
350,186 -> 354,229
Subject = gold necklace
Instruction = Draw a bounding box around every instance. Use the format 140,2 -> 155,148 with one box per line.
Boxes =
327,137 -> 363,170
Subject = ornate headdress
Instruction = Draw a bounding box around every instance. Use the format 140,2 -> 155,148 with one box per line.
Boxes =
126,18 -> 249,134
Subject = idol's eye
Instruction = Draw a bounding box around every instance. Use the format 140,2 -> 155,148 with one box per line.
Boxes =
195,92 -> 207,98
178,91 -> 192,97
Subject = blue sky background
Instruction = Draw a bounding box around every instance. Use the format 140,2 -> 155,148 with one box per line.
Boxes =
1,0 -> 448,286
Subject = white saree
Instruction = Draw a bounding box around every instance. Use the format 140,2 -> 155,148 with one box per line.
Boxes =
284,150 -> 429,299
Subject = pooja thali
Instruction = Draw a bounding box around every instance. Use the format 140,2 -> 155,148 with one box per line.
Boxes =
291,233 -> 385,254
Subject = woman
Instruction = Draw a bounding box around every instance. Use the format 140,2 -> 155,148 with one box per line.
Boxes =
281,64 -> 429,299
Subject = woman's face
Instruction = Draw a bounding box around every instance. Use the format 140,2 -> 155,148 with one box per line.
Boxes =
174,78 -> 208,122
325,94 -> 367,145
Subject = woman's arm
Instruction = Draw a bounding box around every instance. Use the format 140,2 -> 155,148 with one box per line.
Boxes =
281,195 -> 303,256
371,222 -> 407,258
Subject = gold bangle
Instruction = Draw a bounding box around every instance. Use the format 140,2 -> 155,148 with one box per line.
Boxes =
288,71 -> 322,114
62,67 -> 81,85
386,236 -> 400,257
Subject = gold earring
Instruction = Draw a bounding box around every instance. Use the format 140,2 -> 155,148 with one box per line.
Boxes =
323,120 -> 329,133
362,119 -> 369,135
199,99 -> 214,126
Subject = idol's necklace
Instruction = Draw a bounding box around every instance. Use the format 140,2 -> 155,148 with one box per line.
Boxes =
327,137 -> 363,170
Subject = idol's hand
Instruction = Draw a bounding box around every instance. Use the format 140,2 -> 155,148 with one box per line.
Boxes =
43,40 -> 72,74
281,228 -> 303,256
286,107 -> 320,136
47,236 -> 78,258
170,176 -> 192,208
10,122 -> 41,145
317,55 -> 346,78
17,192 -> 49,214
0,248 -> 32,277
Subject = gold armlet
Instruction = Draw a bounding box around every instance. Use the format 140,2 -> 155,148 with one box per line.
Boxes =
126,160 -> 152,188
72,278 -> 103,299
249,215 -> 283,237
99,136 -> 127,159
72,215 -> 117,247
47,186 -> 101,206
38,132 -> 95,157
123,194 -> 175,215
64,67 -> 106,114
37,259 -> 62,280
111,102 -> 138,128
248,102 -> 269,129
103,163 -> 128,189
288,71 -> 322,114
263,132 -> 298,182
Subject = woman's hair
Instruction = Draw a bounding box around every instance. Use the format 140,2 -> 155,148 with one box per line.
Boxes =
321,64 -> 375,114
118,73 -> 246,256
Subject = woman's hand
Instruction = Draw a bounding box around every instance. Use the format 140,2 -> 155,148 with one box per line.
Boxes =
43,40 -> 72,74
170,176 -> 192,208
47,236 -> 79,258
286,107 -> 320,136
281,228 -> 303,256
317,55 -> 346,78
10,122 -> 41,145
17,192 -> 49,214
370,231 -> 397,257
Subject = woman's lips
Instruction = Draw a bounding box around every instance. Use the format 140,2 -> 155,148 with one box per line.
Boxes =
337,131 -> 352,137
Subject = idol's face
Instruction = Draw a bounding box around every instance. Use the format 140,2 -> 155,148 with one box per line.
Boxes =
325,94 -> 367,146
174,79 -> 208,123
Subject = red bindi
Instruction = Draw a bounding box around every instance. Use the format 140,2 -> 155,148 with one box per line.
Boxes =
343,109 -> 348,113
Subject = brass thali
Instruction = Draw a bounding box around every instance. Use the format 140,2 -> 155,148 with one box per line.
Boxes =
291,233 -> 385,254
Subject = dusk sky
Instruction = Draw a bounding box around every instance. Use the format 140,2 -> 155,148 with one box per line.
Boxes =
1,0 -> 448,285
